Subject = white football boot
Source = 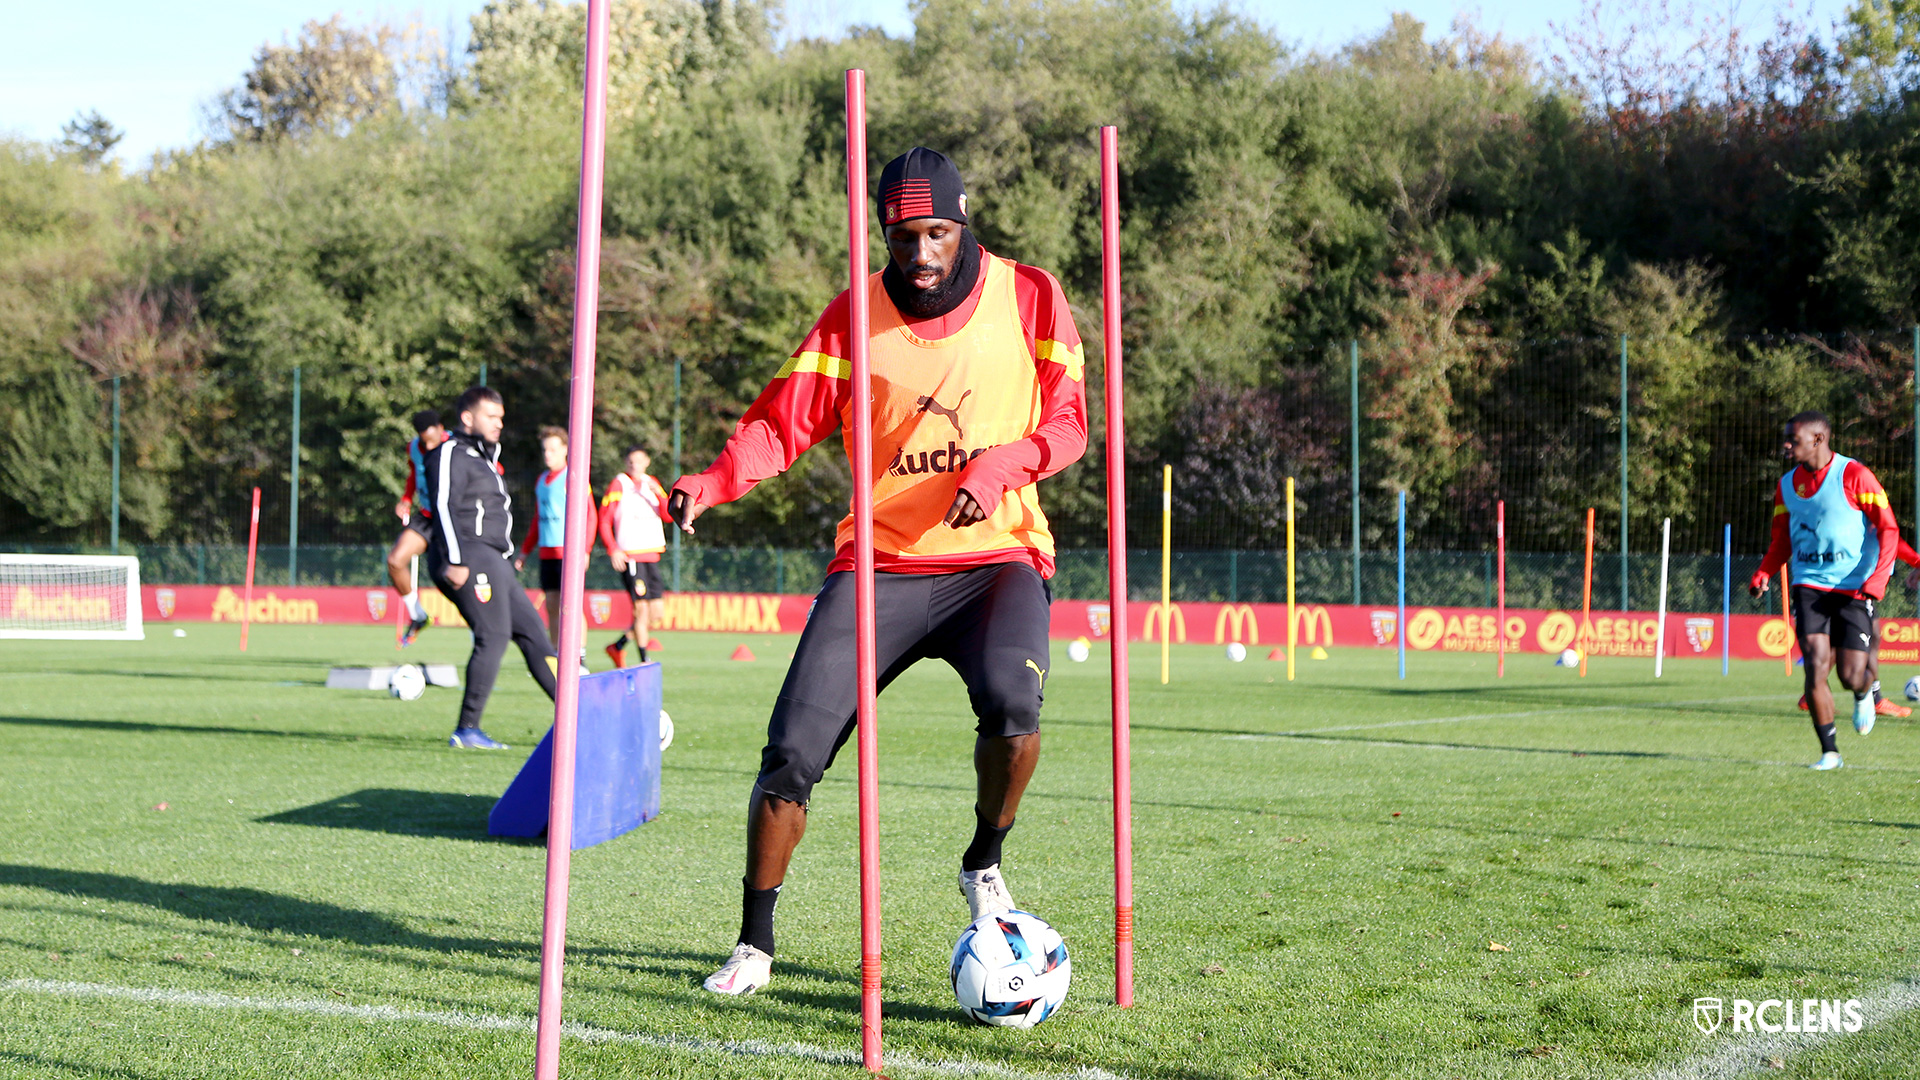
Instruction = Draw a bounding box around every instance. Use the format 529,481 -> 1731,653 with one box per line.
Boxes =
960,864 -> 1017,921
1853,694 -> 1876,736
1810,751 -> 1843,771
702,943 -> 772,995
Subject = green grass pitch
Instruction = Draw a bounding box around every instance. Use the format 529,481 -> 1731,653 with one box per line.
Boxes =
2,624 -> 1918,1079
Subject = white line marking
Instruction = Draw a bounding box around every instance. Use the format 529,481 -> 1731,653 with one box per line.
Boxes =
0,978 -> 1130,1080
1639,978 -> 1920,1079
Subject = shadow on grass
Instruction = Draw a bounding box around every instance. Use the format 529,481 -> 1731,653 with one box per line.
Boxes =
0,863 -> 523,955
0,1051 -> 159,1080
0,714 -> 421,748
1838,819 -> 1920,830
257,789 -> 508,842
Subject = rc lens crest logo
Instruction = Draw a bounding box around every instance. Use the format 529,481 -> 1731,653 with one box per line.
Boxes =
1694,997 -> 1723,1035
589,593 -> 612,625
1368,611 -> 1397,645
1684,617 -> 1714,652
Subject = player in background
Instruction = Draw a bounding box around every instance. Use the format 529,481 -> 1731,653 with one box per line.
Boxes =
425,386 -> 559,750
1752,411 -> 1901,769
516,426 -> 587,669
387,409 -> 447,646
671,147 -> 1088,995
598,445 -> 672,668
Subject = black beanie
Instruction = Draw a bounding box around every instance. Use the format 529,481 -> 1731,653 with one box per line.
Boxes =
878,147 -> 968,227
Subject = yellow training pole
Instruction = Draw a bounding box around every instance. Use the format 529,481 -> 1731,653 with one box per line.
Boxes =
1286,476 -> 1296,681
1161,464 -> 1172,685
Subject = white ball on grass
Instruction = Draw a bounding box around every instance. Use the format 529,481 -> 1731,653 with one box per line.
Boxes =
388,664 -> 426,701
1225,642 -> 1247,663
658,709 -> 674,752
1066,639 -> 1090,663
1558,648 -> 1581,668
1905,676 -> 1920,703
172,628 -> 186,638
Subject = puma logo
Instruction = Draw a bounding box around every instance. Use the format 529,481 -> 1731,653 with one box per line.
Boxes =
1025,658 -> 1047,690
916,390 -> 970,434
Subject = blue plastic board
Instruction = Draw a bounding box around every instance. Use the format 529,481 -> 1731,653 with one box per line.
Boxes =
488,663 -> 661,848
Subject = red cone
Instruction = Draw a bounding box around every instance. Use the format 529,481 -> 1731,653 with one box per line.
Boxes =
645,638 -> 662,651
730,644 -> 756,661
1267,647 -> 1286,661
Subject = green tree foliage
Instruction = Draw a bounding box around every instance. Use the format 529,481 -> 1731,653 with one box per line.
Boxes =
8,0 -> 1920,558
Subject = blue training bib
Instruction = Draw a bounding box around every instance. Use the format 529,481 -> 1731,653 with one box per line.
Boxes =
1780,453 -> 1877,591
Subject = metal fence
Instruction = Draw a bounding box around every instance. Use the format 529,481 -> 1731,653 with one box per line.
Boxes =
12,542 -> 1904,617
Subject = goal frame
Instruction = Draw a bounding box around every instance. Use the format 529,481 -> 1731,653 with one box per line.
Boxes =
0,553 -> 145,641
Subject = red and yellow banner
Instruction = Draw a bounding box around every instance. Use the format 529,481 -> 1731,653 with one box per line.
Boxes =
140,585 -> 809,635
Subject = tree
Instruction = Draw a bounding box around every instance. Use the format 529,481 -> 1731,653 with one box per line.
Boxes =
58,110 -> 123,168
220,17 -> 398,142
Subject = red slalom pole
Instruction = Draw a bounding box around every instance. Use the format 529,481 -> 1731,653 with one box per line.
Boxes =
533,0 -> 611,1075
844,68 -> 884,1074
1099,125 -> 1135,1008
240,486 -> 260,651
1496,500 -> 1506,678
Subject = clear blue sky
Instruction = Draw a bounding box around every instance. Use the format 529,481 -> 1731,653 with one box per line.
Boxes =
0,0 -> 1856,166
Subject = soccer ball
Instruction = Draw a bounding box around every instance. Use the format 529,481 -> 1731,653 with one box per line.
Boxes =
950,910 -> 1071,1028
1066,638 -> 1090,663
388,664 -> 426,701
1904,676 -> 1920,703
658,709 -> 675,752
1557,648 -> 1581,668
1225,642 -> 1247,662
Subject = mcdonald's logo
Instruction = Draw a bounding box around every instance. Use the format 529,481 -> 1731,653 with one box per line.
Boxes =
1143,603 -> 1186,643
1214,604 -> 1259,644
1293,605 -> 1334,647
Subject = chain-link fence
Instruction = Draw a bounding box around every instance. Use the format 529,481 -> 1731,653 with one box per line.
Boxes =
14,541 -> 1913,618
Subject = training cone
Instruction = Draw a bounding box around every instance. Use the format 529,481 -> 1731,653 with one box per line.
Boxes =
1310,646 -> 1328,660
645,638 -> 662,651
730,644 -> 755,661
1267,647 -> 1286,661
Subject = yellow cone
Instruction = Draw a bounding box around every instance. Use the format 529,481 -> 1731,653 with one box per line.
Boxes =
1309,646 -> 1328,660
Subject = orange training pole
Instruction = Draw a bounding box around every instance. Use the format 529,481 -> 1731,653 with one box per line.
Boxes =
1781,567 -> 1794,676
240,486 -> 260,651
1580,507 -> 1595,677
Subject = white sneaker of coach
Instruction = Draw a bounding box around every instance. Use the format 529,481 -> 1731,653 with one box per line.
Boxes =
702,943 -> 772,995
960,864 -> 1017,921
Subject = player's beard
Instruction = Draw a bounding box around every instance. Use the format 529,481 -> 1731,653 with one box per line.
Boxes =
883,229 -> 980,319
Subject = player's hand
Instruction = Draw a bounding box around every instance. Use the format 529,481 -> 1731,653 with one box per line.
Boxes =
610,551 -> 628,573
944,489 -> 988,528
1750,576 -> 1769,599
668,490 -> 707,535
394,500 -> 409,522
513,556 -> 525,572
444,565 -> 470,589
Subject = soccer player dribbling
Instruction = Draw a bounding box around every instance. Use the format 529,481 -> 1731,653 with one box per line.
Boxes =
387,409 -> 447,646
1751,411 -> 1902,769
670,147 -> 1088,995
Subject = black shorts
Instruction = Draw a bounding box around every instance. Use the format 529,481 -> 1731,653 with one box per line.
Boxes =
403,511 -> 432,540
756,563 -> 1052,806
539,555 -> 563,592
622,560 -> 665,600
1792,586 -> 1877,653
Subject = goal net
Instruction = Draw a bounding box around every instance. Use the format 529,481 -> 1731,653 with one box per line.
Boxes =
0,554 -> 144,640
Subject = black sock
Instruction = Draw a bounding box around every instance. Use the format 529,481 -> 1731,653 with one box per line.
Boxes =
740,879 -> 780,955
638,644 -> 649,662
612,634 -> 629,652
962,806 -> 1014,872
1816,722 -> 1839,755
1872,680 -> 1883,705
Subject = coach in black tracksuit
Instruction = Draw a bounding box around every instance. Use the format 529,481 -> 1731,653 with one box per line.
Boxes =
425,386 -> 558,747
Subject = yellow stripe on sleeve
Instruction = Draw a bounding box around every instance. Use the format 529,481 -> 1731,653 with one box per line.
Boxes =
776,351 -> 851,380
1773,504 -> 1788,517
1034,338 -> 1085,382
1858,491 -> 1890,509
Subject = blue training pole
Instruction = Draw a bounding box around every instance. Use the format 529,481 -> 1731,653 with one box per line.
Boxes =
1397,490 -> 1407,680
1722,523 -> 1731,677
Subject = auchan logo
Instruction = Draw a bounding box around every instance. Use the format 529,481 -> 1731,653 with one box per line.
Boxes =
209,588 -> 319,624
6,587 -> 112,623
1214,604 -> 1259,644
